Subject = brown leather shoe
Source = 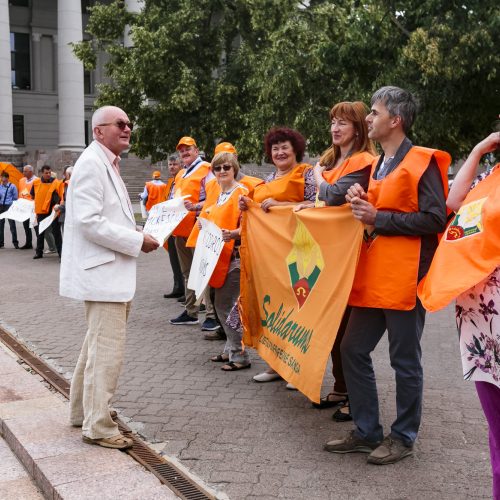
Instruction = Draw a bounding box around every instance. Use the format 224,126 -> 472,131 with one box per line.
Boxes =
367,435 -> 413,465
82,433 -> 133,449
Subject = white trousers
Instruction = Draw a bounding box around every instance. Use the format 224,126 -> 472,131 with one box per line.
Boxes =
69,301 -> 130,439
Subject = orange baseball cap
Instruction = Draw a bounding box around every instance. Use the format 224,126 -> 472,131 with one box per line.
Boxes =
176,136 -> 197,150
152,170 -> 161,179
214,142 -> 237,155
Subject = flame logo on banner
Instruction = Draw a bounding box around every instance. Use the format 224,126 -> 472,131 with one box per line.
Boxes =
286,218 -> 325,309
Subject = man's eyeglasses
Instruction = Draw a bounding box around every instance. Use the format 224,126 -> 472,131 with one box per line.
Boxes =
97,120 -> 134,131
213,164 -> 233,172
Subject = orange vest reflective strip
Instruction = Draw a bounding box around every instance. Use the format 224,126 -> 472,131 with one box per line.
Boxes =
145,181 -> 167,211
253,163 -> 310,203
19,176 -> 39,200
348,146 -> 450,310
316,151 -> 375,207
172,162 -> 211,237
34,181 -> 58,215
418,164 -> 500,312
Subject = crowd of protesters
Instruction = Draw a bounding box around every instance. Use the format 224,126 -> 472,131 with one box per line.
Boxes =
1,86 -> 498,498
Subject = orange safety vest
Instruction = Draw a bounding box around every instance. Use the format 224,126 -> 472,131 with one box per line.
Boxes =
145,181 -> 168,211
253,163 -> 311,203
165,177 -> 175,199
240,174 -> 264,199
34,180 -> 59,215
172,161 -> 211,237
323,151 -> 375,184
18,176 -> 40,200
189,184 -> 248,288
316,151 -> 375,207
348,146 -> 450,310
418,164 -> 500,312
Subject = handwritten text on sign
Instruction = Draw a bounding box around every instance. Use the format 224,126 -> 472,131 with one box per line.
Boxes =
188,218 -> 224,300
143,198 -> 189,245
0,199 -> 35,223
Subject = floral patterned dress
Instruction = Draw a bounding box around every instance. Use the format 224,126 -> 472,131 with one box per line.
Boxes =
456,166 -> 500,389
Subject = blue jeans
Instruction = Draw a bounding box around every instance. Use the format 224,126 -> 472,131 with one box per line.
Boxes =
341,300 -> 426,445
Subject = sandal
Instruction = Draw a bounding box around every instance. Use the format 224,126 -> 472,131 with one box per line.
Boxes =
211,354 -> 229,362
221,362 -> 251,371
82,433 -> 133,449
312,392 -> 348,409
332,401 -> 353,422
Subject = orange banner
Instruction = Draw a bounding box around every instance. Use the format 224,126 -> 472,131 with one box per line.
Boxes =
418,164 -> 500,312
240,203 -> 363,403
0,162 -> 22,190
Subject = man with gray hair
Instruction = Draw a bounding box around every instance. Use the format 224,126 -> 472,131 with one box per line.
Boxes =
61,105 -> 159,449
324,86 -> 450,464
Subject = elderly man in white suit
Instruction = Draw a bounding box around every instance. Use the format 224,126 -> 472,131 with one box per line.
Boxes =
60,105 -> 159,449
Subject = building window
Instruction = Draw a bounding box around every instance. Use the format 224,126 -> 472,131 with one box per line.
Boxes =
10,0 -> 29,6
81,0 -> 96,14
10,33 -> 31,90
85,120 -> 89,146
13,115 -> 25,146
84,70 -> 93,95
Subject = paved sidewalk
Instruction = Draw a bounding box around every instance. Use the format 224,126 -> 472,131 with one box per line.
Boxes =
0,341 -> 178,499
0,436 -> 43,499
0,232 -> 493,499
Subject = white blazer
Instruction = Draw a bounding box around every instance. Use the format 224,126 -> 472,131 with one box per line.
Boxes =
59,141 -> 144,302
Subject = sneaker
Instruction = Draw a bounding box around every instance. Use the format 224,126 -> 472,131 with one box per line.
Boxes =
169,311 -> 199,325
201,318 -> 219,331
367,435 -> 413,465
204,329 -> 226,340
324,430 -> 381,454
286,382 -> 298,390
44,249 -> 56,254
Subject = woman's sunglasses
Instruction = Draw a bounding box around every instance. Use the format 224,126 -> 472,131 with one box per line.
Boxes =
213,164 -> 233,172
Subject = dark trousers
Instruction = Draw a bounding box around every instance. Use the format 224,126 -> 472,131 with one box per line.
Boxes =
167,235 -> 184,294
329,306 -> 351,394
341,300 -> 426,445
35,214 -> 62,257
22,218 -> 33,246
0,205 -> 18,247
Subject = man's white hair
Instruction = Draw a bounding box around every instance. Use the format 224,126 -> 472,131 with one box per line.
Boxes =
23,164 -> 34,172
91,105 -> 125,139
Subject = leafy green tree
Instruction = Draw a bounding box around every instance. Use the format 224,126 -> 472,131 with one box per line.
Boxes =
75,0 -> 500,162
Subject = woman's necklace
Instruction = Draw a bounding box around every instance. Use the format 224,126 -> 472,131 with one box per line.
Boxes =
275,165 -> 295,178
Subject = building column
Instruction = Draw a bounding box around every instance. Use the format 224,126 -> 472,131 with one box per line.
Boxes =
0,0 -> 17,152
57,0 -> 85,151
123,0 -> 144,48
31,32 -> 42,91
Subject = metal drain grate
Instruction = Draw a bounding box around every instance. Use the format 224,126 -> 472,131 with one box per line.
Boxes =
0,326 -> 215,500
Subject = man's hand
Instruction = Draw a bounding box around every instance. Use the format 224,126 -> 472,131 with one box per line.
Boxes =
141,233 -> 160,253
345,183 -> 368,203
350,197 -> 377,225
293,202 -> 314,212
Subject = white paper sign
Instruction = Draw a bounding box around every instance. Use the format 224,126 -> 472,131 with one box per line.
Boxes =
0,199 -> 35,222
140,200 -> 147,219
188,218 -> 225,300
143,197 -> 189,245
38,210 -> 57,234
